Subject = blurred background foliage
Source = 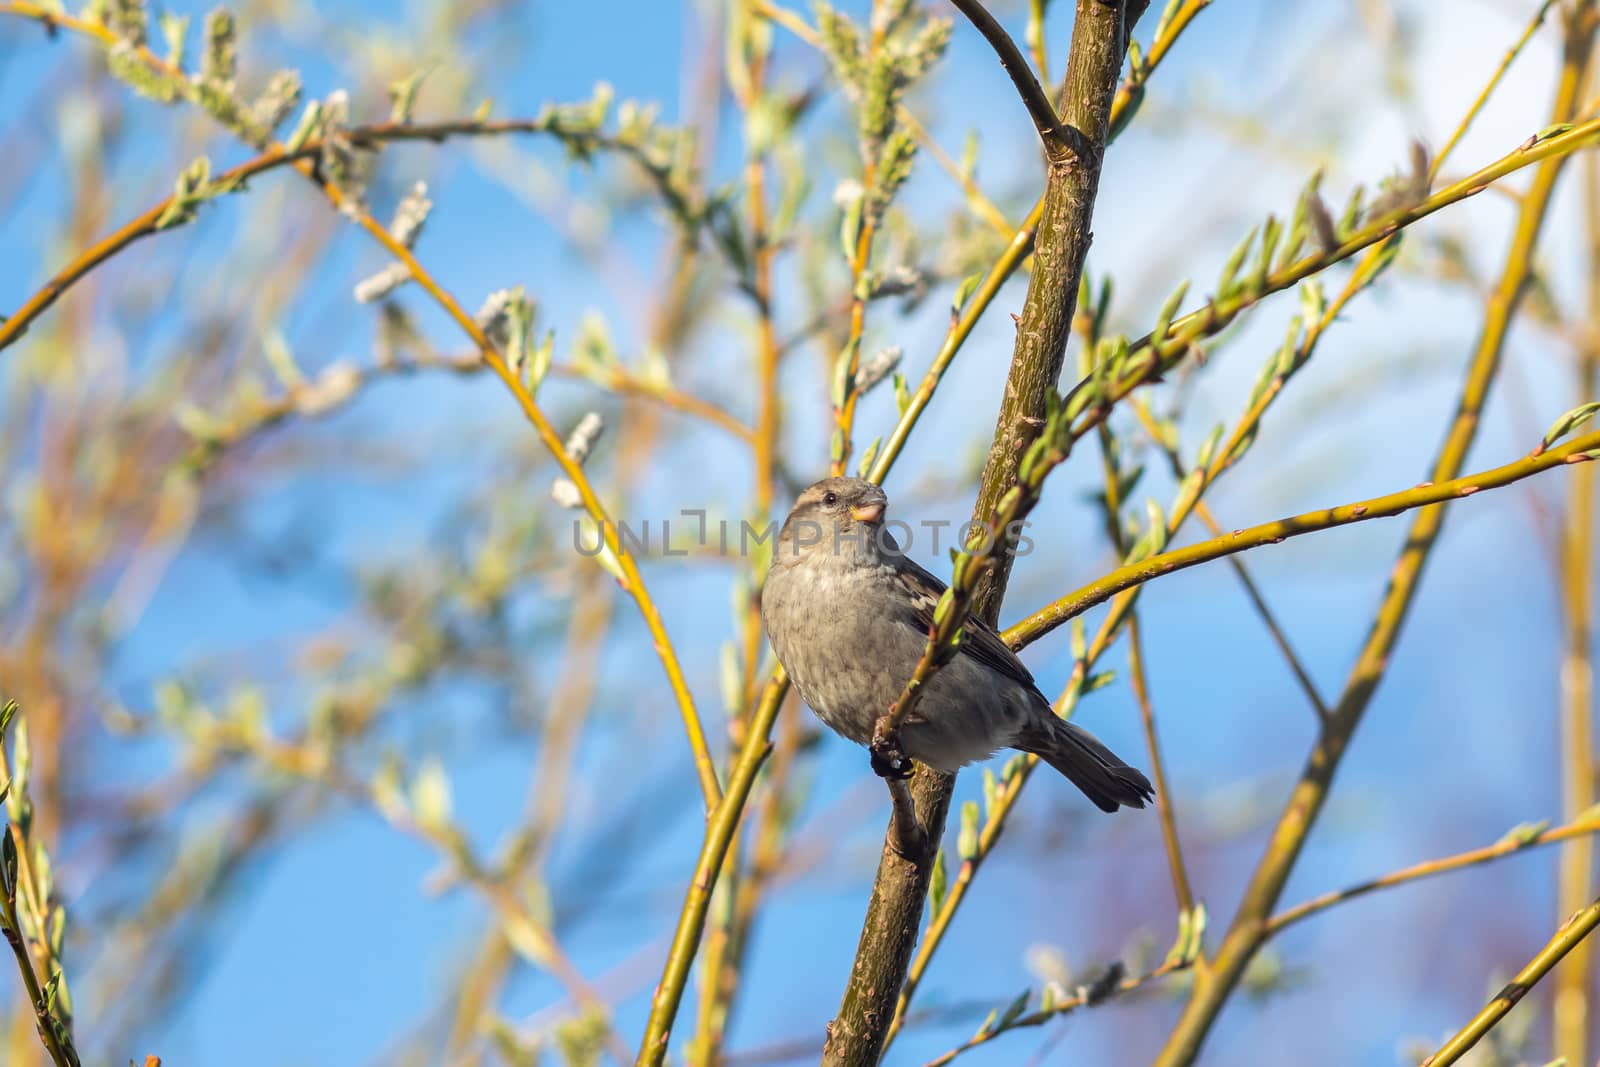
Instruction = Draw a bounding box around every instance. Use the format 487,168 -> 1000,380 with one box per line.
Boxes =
1,0 -> 1600,1065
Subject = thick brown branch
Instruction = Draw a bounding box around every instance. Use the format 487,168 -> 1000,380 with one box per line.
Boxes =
821,4 -> 1131,1065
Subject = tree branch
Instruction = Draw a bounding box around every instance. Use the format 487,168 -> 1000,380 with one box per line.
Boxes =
1421,896 -> 1600,1067
947,0 -> 1082,160
1150,6 -> 1599,1059
1269,815 -> 1600,935
866,0 -> 1211,484
1553,94 -> 1600,1067
821,4 -> 1131,1065
1007,430 -> 1600,650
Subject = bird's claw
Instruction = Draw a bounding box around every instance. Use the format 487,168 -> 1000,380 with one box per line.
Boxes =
869,730 -> 914,780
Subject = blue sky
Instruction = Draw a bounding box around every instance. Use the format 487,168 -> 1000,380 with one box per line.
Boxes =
2,1 -> 1596,1065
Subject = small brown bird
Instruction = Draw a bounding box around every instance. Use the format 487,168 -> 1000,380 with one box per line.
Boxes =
760,476 -> 1153,812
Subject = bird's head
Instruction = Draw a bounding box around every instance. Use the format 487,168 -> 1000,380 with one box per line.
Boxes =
772,477 -> 892,566
790,476 -> 887,527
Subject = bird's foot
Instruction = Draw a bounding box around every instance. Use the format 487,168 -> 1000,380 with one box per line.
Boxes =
869,726 -> 913,781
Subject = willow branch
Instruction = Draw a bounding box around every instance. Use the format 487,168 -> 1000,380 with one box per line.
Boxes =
625,1 -> 1204,1055
1093,401 -> 1193,914
345,201 -> 723,812
824,3 -> 1132,1065
1269,815 -> 1600,935
1130,397 -> 1330,721
0,142 -> 315,352
919,956 -> 1192,1067
1421,896 -> 1600,1067
637,673 -> 784,1065
1128,615 -> 1193,912
1430,0 -> 1561,181
868,0 -> 1211,484
1554,107 -> 1600,1067
947,0 -> 1078,160
925,813 -> 1600,1067
0,829 -> 77,1067
1151,8 -> 1597,1058
686,22 -> 785,1061
4,1 -> 730,811
1011,431 -> 1600,648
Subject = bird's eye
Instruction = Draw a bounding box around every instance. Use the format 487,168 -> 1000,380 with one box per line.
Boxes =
822,491 -> 839,507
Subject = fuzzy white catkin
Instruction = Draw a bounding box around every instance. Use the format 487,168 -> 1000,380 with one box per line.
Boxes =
550,413 -> 605,509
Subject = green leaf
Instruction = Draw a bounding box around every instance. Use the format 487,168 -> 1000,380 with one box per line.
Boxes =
1194,423 -> 1225,472
839,192 -> 863,262
856,436 -> 881,479
830,339 -> 859,409
1337,184 -> 1365,238
1144,499 -> 1167,554
1170,468 -> 1205,523
411,759 -> 452,830
1217,226 -> 1257,297
1253,214 -> 1280,288
928,848 -> 948,914
1300,280 -> 1326,327
370,755 -> 408,824
11,720 -> 29,800
1,827 -> 16,900
283,100 -> 325,153
159,11 -> 188,67
957,800 -> 979,861
1150,281 -> 1189,351
1082,670 -> 1115,694
388,64 -> 435,123
1540,401 -> 1600,452
47,903 -> 65,956
1497,819 -> 1549,848
526,330 -> 555,394
1093,275 -> 1114,342
32,842 -> 52,904
997,988 -> 1029,1030
952,271 -> 983,316
1166,902 -> 1206,966
262,329 -> 304,388
1039,983 -> 1059,1013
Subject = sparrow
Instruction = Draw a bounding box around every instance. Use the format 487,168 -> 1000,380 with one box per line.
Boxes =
760,476 -> 1153,812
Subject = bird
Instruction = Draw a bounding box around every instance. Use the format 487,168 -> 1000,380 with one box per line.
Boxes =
760,476 -> 1153,812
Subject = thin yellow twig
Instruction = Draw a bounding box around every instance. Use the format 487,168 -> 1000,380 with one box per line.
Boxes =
1270,816 -> 1600,935
1421,896 -> 1600,1067
1010,430 -> 1600,647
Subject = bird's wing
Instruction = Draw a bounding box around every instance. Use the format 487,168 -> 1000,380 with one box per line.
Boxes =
888,555 -> 1041,692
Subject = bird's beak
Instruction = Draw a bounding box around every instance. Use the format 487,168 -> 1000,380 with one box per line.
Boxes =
852,502 -> 885,524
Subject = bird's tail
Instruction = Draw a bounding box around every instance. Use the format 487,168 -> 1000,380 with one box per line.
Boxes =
1018,717 -> 1154,813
